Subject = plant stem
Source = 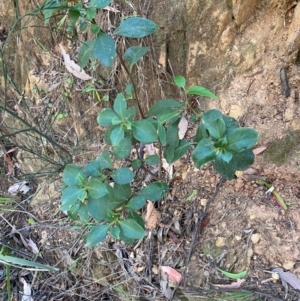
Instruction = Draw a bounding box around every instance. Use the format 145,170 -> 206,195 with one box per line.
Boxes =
116,50 -> 145,119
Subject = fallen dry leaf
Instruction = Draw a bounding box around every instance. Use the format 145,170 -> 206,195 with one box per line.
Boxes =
273,268 -> 300,290
161,266 -> 182,283
253,144 -> 268,155
145,143 -> 156,156
214,278 -> 245,288
144,201 -> 161,229
4,154 -> 14,175
59,44 -> 93,81
178,115 -> 188,139
102,5 -> 120,13
26,238 -> 39,254
8,181 -> 30,194
20,277 -> 32,301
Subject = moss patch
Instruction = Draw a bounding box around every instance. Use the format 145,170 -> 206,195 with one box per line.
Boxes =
263,131 -> 300,165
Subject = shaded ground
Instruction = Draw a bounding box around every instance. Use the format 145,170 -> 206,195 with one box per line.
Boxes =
0,0 -> 300,300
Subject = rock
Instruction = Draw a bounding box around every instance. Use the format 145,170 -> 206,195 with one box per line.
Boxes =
215,237 -> 226,247
284,107 -> 294,122
232,0 -> 261,26
283,261 -> 295,270
229,104 -> 244,119
290,118 -> 300,134
251,233 -> 260,244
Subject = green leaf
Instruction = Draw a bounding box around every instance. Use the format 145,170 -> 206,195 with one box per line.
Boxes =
132,120 -> 158,143
77,203 -> 89,222
110,126 -> 125,146
222,115 -> 239,135
94,33 -> 116,67
217,150 -> 233,163
214,154 -> 236,179
86,224 -> 110,247
123,106 -> 136,122
158,123 -> 167,146
128,210 -> 145,228
87,196 -> 111,221
61,187 -> 87,211
119,219 -> 146,239
209,118 -> 226,140
147,99 -> 183,117
86,7 -> 96,20
217,268 -> 247,280
114,17 -> 158,38
173,75 -> 186,89
96,150 -> 113,169
233,149 -> 255,170
112,183 -> 131,200
138,182 -> 169,201
124,46 -> 149,70
62,164 -> 86,186
125,83 -> 133,99
157,110 -> 181,124
132,159 -> 142,170
85,160 -> 102,177
113,93 -> 127,116
91,23 -> 100,35
80,21 -> 88,31
194,123 -> 209,143
42,0 -> 64,22
172,140 -> 193,162
86,178 -> 108,198
113,137 -> 132,159
186,86 -> 218,99
111,167 -> 134,184
145,155 -> 159,165
192,138 -> 217,169
126,195 -> 146,210
227,128 -> 259,153
109,226 -> 121,239
0,254 -> 59,271
78,40 -> 96,68
88,0 -> 113,9
67,7 -> 81,33
202,109 -> 222,129
97,108 -> 118,126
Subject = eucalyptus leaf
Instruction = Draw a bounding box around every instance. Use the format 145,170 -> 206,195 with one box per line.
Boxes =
114,17 -> 158,38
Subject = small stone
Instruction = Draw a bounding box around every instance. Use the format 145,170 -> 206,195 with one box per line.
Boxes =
249,215 -> 256,220
200,198 -> 207,206
251,233 -> 260,244
229,104 -> 244,119
272,273 -> 280,280
216,237 -> 226,247
235,235 -> 242,241
283,261 -> 295,270
290,118 -> 300,133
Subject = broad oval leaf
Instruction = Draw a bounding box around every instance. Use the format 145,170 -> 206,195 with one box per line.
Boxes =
113,93 -> 127,116
186,85 -> 218,99
62,164 -> 86,186
214,154 -> 237,180
88,0 -> 113,9
109,226 -> 121,239
222,115 -> 239,135
138,181 -> 169,201
202,109 -> 222,128
132,120 -> 158,143
147,99 -> 183,117
126,195 -> 146,210
232,149 -> 255,171
113,137 -> 132,159
145,155 -> 159,165
173,75 -> 186,89
110,126 -> 125,146
42,0 -> 64,22
227,128 -> 259,153
85,160 -> 102,177
192,138 -> 217,169
194,123 -> 209,143
61,187 -> 87,211
112,183 -> 131,200
209,118 -> 226,140
94,33 -> 116,67
97,108 -> 118,126
111,167 -> 134,184
119,218 -> 146,239
78,40 -> 96,68
96,150 -> 113,169
86,224 -> 110,247
86,178 -> 108,198
172,140 -> 193,163
87,196 -> 111,221
124,46 -> 149,69
114,17 -> 158,38
158,123 -> 167,146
